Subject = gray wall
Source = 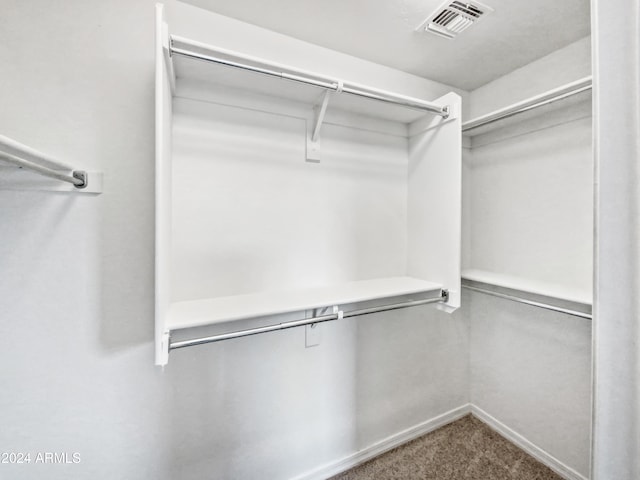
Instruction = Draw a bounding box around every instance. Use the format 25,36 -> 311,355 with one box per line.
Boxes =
468,292 -> 592,476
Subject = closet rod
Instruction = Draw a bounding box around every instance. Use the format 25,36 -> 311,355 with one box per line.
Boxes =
462,77 -> 592,132
1,152 -> 86,187
0,135 -> 86,188
169,291 -> 448,351
169,35 -> 450,118
463,285 -> 592,319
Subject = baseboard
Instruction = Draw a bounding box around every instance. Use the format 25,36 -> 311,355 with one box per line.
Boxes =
291,404 -> 471,480
470,405 -> 588,480
291,403 -> 588,480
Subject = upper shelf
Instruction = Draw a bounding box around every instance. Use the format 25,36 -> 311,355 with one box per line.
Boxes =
168,276 -> 443,331
167,34 -> 452,125
462,76 -> 592,138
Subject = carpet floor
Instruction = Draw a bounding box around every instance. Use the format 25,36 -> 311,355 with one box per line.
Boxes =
329,415 -> 564,480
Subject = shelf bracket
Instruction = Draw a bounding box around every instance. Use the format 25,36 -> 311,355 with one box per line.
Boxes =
306,89 -> 333,163
159,331 -> 170,367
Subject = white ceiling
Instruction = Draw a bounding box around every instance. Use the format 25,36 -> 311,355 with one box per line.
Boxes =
179,0 -> 590,91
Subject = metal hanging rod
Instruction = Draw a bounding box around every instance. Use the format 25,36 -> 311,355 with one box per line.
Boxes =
462,77 -> 592,133
0,152 -> 86,187
169,290 -> 448,351
463,284 -> 592,319
0,135 -> 86,188
169,35 -> 450,118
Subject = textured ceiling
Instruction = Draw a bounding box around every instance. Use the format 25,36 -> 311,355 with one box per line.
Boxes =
179,0 -> 590,91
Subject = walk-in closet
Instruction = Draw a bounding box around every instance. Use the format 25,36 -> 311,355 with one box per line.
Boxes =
1,1 -> 638,479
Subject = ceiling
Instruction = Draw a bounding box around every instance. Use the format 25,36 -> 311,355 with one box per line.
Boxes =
179,0 -> 590,91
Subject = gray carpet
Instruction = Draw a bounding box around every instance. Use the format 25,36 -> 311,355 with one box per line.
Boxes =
330,415 -> 564,480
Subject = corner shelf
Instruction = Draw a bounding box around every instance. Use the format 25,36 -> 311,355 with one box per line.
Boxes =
462,269 -> 592,319
461,78 -> 594,319
462,76 -> 592,139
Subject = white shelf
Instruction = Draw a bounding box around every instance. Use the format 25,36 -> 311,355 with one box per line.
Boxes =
170,35 -> 449,126
462,76 -> 592,138
462,269 -> 592,306
168,277 -> 443,331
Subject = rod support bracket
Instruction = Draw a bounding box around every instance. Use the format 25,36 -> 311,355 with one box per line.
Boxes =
441,289 -> 450,302
306,130 -> 321,163
156,331 -> 171,367
306,90 -> 333,163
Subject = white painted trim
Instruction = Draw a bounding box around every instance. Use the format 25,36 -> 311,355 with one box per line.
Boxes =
470,405 -> 588,480
290,404 -> 471,480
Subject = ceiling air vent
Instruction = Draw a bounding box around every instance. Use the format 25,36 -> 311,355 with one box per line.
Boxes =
417,1 -> 493,39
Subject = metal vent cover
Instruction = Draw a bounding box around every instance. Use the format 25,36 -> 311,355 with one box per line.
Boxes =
417,1 -> 493,39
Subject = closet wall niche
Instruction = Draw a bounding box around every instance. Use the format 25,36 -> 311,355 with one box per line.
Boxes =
462,70 -> 593,314
154,5 -> 462,365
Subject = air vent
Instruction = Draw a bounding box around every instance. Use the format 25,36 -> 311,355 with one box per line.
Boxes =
417,1 -> 493,39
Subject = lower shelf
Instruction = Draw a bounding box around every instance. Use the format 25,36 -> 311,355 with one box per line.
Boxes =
168,276 -> 443,331
461,269 -> 592,304
462,269 -> 592,319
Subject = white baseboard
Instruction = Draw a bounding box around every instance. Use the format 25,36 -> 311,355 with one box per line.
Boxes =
291,404 -> 472,480
470,405 -> 588,480
291,403 -> 588,480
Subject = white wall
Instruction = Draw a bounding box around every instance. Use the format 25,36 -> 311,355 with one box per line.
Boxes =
0,2 -> 468,479
171,97 -> 409,300
464,34 -> 593,478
